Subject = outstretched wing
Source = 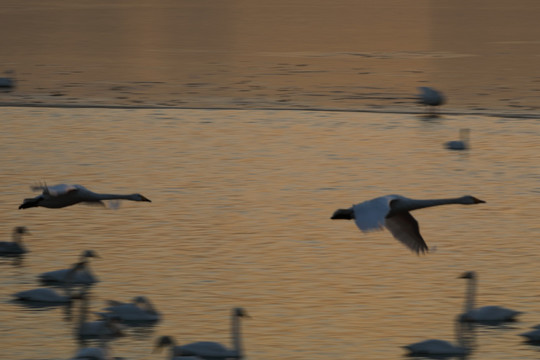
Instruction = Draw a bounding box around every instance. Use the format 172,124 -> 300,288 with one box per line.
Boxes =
31,183 -> 79,197
352,196 -> 393,232
384,212 -> 428,254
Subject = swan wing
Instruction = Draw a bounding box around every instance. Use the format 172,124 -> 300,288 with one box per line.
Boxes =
384,212 -> 428,254
179,342 -> 235,358
352,196 -> 393,232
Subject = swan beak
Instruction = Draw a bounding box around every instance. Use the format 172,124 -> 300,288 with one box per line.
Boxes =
141,195 -> 151,202
330,208 -> 354,220
473,197 -> 486,204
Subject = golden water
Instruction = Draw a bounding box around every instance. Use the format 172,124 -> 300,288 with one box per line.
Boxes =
1,108 -> 538,359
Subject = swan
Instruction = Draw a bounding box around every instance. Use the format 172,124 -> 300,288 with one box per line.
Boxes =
404,321 -> 475,357
0,226 -> 30,255
154,307 -> 249,359
39,250 -> 99,285
445,128 -> 470,150
13,262 -> 86,304
331,195 -> 485,254
459,271 -> 521,323
71,347 -> 110,360
19,183 -> 151,209
418,86 -> 445,107
98,296 -> 160,322
77,294 -> 124,339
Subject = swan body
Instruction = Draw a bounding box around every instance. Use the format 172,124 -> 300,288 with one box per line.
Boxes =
78,318 -> 124,338
155,307 -> 249,359
520,328 -> 540,342
0,226 -> 30,255
19,183 -> 151,209
331,195 -> 485,254
459,271 -> 521,323
39,250 -> 99,285
445,128 -> 470,150
99,296 -> 160,322
71,347 -> 109,360
13,287 -> 73,303
418,86 -> 445,107
404,339 -> 467,356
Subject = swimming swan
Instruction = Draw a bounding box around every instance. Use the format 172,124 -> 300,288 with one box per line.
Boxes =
331,195 -> 485,254
459,271 -> 521,323
0,226 -> 30,255
98,296 -> 160,322
39,250 -> 99,285
445,128 -> 470,150
77,294 -> 124,339
418,86 -> 445,107
404,320 -> 475,357
155,307 -> 249,359
19,183 -> 151,209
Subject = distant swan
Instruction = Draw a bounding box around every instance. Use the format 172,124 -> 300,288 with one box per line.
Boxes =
0,226 -> 30,255
445,128 -> 470,150
418,86 -> 445,107
39,250 -> 99,285
459,271 -> 521,323
19,183 -> 151,209
77,294 -> 124,339
404,320 -> 475,357
331,195 -> 485,254
98,296 -> 160,322
155,307 -> 249,359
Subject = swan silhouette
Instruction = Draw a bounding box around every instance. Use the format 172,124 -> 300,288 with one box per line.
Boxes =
0,226 -> 30,255
98,296 -> 160,322
19,183 -> 151,209
13,262 -> 86,304
155,307 -> 249,359
331,195 -> 485,254
39,250 -> 99,285
459,271 -> 521,323
418,86 -> 445,107
77,293 -> 124,339
446,128 -> 470,150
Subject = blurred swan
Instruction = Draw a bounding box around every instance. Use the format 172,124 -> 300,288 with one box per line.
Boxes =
459,271 -> 521,323
404,321 -> 475,357
13,262 -> 86,304
418,86 -> 445,108
331,195 -> 485,254
0,226 -> 30,255
155,307 -> 249,359
446,128 -> 470,150
98,296 -> 160,322
19,183 -> 151,209
39,250 -> 99,285
77,294 -> 124,339
71,347 -> 110,360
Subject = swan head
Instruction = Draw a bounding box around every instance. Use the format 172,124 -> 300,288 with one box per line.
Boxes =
132,194 -> 151,202
459,271 -> 476,279
14,226 -> 29,235
234,307 -> 250,318
461,196 -> 485,204
330,208 -> 354,220
82,250 -> 99,259
154,336 -> 175,352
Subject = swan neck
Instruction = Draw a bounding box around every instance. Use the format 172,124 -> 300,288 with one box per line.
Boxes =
391,197 -> 468,214
464,276 -> 476,313
95,193 -> 136,201
231,312 -> 243,357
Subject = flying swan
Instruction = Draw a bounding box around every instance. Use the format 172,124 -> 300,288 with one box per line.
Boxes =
19,183 -> 151,209
39,250 -> 99,285
459,271 -> 521,323
154,307 -> 249,359
331,195 -> 485,254
0,226 -> 30,255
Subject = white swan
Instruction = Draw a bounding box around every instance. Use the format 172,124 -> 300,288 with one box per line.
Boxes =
39,250 -> 99,285
19,183 -> 151,209
445,128 -> 470,150
459,271 -> 521,323
155,307 -> 249,359
331,195 -> 485,254
77,295 -> 124,339
98,296 -> 160,322
418,86 -> 445,107
404,321 -> 475,357
0,226 -> 30,255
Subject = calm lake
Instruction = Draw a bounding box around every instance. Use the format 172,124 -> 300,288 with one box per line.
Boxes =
0,1 -> 539,359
